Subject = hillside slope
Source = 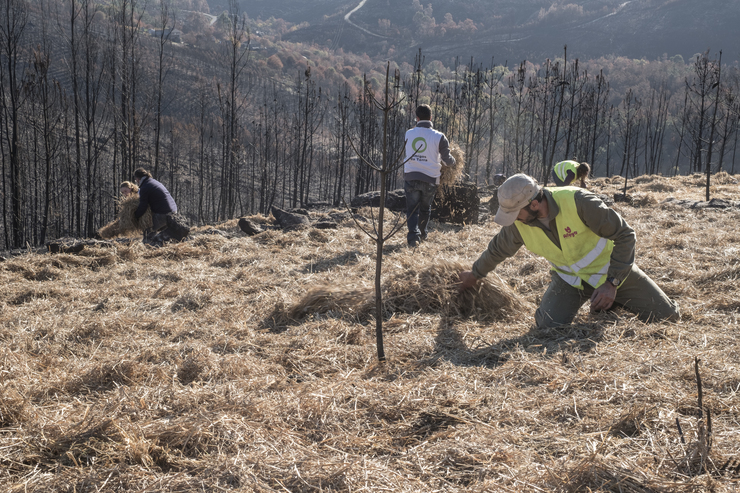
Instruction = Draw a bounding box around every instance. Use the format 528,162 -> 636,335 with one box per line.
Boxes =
1,173 -> 739,491
234,0 -> 740,63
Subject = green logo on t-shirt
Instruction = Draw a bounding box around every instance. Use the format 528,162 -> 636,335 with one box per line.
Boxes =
412,137 -> 427,154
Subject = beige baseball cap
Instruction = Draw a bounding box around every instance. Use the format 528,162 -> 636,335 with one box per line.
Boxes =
493,173 -> 540,226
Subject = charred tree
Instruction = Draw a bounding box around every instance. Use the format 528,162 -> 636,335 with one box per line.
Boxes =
0,0 -> 29,248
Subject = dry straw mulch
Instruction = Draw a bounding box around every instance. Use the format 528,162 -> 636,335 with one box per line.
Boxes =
1,173 -> 739,492
98,195 -> 153,238
439,141 -> 465,188
285,260 -> 531,323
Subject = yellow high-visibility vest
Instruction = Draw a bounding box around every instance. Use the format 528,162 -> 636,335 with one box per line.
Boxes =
515,187 -> 613,289
553,160 -> 579,184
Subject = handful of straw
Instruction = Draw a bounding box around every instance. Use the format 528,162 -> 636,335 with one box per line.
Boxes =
437,142 -> 465,200
98,195 -> 153,239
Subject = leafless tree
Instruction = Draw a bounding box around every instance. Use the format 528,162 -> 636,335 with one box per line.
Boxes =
216,0 -> 250,219
539,47 -> 569,185
685,51 -> 720,175
458,60 -> 486,181
561,58 -> 585,163
152,0 -> 176,176
332,84 -> 351,206
27,3 -> 66,244
672,86 -> 691,177
528,49 -> 568,184
353,75 -> 379,196
0,0 -> 29,247
617,88 -> 643,194
643,82 -> 670,175
717,73 -> 740,174
56,0 -> 113,237
506,61 -> 528,173
346,64 -> 407,361
484,62 -> 504,183
292,67 -> 325,208
114,0 -> 144,182
703,51 -> 722,200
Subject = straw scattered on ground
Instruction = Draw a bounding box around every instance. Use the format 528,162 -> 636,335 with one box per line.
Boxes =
1,173 -> 739,492
286,260 -> 530,324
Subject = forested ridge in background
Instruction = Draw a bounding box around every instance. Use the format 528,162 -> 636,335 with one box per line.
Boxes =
226,0 -> 740,64
1,0 -> 739,250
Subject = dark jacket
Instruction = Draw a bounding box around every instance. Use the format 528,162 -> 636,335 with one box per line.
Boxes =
135,177 -> 177,218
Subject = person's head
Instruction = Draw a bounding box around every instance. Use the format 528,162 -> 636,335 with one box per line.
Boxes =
494,173 -> 543,226
415,104 -> 432,122
119,181 -> 138,197
492,173 -> 507,187
133,168 -> 152,185
552,160 -> 590,187
574,162 -> 590,187
517,188 -> 546,224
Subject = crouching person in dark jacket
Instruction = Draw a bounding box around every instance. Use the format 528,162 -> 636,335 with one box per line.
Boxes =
133,168 -> 189,246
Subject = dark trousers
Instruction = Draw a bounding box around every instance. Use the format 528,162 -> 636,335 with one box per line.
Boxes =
405,180 -> 437,245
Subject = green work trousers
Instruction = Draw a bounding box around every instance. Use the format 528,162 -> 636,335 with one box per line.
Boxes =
535,264 -> 680,328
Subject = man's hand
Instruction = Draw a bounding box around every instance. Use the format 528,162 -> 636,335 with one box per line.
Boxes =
457,271 -> 479,291
590,282 -> 617,312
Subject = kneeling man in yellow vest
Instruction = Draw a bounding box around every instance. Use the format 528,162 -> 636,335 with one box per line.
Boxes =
458,173 -> 679,328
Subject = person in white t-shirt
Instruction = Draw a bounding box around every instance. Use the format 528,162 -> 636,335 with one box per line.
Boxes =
404,104 -> 456,247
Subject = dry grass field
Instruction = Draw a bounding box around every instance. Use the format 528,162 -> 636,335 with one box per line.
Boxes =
1,173 -> 739,492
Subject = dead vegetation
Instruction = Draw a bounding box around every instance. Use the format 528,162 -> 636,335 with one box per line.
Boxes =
440,141 -> 466,188
0,174 -> 739,492
98,194 -> 153,239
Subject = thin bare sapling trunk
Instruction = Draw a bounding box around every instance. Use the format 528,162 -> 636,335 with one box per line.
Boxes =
345,64 -> 413,361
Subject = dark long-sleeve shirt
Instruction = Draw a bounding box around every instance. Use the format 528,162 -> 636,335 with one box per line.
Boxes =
472,188 -> 635,285
135,177 -> 177,218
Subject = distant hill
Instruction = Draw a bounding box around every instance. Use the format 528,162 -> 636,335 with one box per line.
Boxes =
221,0 -> 740,65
